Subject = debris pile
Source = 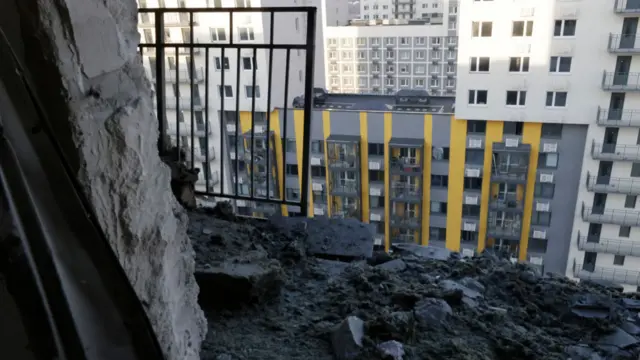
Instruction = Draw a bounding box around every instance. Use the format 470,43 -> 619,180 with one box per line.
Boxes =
190,204 -> 640,360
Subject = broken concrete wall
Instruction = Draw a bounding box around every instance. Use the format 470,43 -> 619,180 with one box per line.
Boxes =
1,0 -> 207,358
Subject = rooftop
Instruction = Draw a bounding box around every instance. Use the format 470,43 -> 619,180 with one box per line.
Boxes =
312,93 -> 455,113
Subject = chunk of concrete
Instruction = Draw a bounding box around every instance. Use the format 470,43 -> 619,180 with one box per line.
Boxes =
196,259 -> 283,309
377,340 -> 405,360
440,280 -> 483,300
392,243 -> 451,261
268,216 -> 375,259
414,298 -> 452,327
331,316 -> 365,360
376,259 -> 407,272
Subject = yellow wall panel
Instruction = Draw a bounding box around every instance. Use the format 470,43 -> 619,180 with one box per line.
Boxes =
445,117 -> 467,251
421,115 -> 433,245
294,110 -> 313,216
520,122 -> 542,261
478,121 -> 504,252
269,110 -> 288,216
383,113 -> 393,252
360,112 -> 370,223
323,111 -> 332,217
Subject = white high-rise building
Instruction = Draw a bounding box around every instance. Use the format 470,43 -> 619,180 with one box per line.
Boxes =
137,0 -> 330,202
456,0 -> 640,292
360,0 -> 458,22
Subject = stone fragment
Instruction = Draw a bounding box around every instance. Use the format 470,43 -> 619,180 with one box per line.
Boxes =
377,340 -> 405,360
268,216 -> 375,259
196,259 -> 283,309
564,345 -> 603,360
414,298 -> 452,327
440,280 -> 483,300
519,270 -> 538,284
392,243 -> 451,261
376,259 -> 407,272
459,277 -> 485,293
331,316 -> 365,360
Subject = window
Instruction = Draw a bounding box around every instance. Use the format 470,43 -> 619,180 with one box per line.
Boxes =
245,85 -> 260,98
286,139 -> 296,153
620,226 -> 631,238
285,164 -> 298,175
429,227 -> 447,241
532,211 -> 551,226
242,57 -> 257,70
215,57 -> 230,70
235,0 -> 251,7
431,201 -> 448,214
471,21 -> 493,37
509,57 -> 530,72
549,56 -> 572,73
210,27 -> 226,41
546,91 -> 568,107
504,122 -> 523,135
369,170 -> 384,182
512,21 -> 534,37
632,163 -> 640,177
218,85 -> 233,97
415,79 -> 425,87
143,29 -> 153,43
534,183 -> 555,199
286,188 -> 300,201
465,149 -> 484,164
238,27 -> 255,41
368,143 -> 384,156
614,255 -> 626,266
468,90 -> 488,105
554,19 -> 577,37
462,205 -> 480,217
467,120 -> 486,134
432,147 -> 450,161
431,175 -> 449,187
470,57 -> 490,72
311,166 -> 325,177
541,123 -> 563,138
625,195 -> 637,208
311,140 -> 324,154
464,177 -> 482,191
506,90 -> 527,106
539,153 -> 558,169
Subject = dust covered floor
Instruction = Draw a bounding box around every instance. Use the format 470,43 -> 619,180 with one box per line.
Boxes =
189,206 -> 640,360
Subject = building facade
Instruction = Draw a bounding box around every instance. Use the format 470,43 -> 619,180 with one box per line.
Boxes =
456,0 -> 640,292
359,0 -> 458,23
324,21 -> 458,95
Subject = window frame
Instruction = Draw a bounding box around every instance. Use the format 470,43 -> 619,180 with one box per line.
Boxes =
469,56 -> 490,72
468,89 -> 488,105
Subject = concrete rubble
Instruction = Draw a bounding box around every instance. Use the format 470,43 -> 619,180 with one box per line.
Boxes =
191,203 -> 640,360
1,0 -> 207,358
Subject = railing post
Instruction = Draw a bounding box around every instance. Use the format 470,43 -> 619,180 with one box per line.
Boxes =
154,10 -> 167,153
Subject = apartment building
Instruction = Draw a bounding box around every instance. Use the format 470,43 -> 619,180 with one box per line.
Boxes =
455,0 -> 640,292
223,89 -> 578,275
324,21 -> 458,95
137,0 -> 329,205
360,0 -> 458,23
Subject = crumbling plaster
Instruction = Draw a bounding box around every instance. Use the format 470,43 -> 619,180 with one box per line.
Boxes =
0,0 -> 207,358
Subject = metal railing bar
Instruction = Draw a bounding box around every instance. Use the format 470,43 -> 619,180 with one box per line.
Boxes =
282,48 -> 291,209
175,46 -> 181,161
266,10 -> 274,202
249,47 -> 258,198
194,191 -> 302,206
139,7 -> 316,13
139,43 -> 308,50
154,13 -> 166,152
204,47 -> 211,191
189,14 -> 196,166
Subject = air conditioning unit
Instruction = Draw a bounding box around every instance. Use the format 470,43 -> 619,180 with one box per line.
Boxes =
539,173 -> 554,183
532,230 -> 547,239
461,248 -> 475,258
505,137 -> 519,147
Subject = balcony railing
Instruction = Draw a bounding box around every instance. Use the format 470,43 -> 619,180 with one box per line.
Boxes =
490,163 -> 528,182
391,235 -> 418,244
488,196 -> 524,211
138,12 -> 199,27
331,183 -> 359,194
391,184 -> 420,199
574,262 -> 640,286
591,141 -> 640,161
581,203 -> 640,226
596,107 -> 640,127
327,154 -> 359,169
577,232 -> 640,257
608,34 -> 640,53
390,156 -> 422,173
614,0 -> 640,14
586,173 -> 640,195
601,71 -> 640,91
138,7 -> 317,215
487,225 -> 522,239
390,215 -> 421,229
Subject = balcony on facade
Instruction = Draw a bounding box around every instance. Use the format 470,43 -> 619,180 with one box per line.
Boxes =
574,261 -> 640,286
490,143 -> 530,184
577,231 -> 640,257
138,12 -> 199,28
608,34 -> 640,53
240,130 -> 280,215
487,211 -> 523,241
614,0 -> 640,14
488,183 -> 525,213
591,141 -> 640,161
327,134 -> 361,220
602,71 -> 640,91
389,138 -> 424,176
596,106 -> 640,127
390,230 -> 419,246
165,97 -> 203,110
390,207 -> 421,230
586,171 -> 640,195
581,203 -> 640,226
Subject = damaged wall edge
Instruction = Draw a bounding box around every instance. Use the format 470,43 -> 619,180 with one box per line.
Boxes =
0,0 -> 207,358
